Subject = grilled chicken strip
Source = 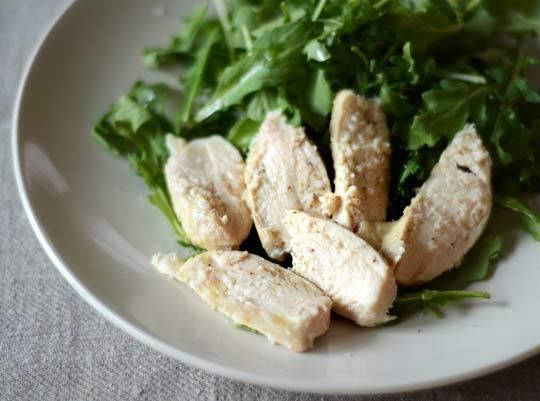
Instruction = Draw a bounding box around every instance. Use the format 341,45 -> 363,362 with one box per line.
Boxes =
380,125 -> 492,286
152,251 -> 332,352
164,135 -> 252,250
244,111 -> 337,260
330,90 -> 391,230
283,210 -> 397,327
355,221 -> 396,250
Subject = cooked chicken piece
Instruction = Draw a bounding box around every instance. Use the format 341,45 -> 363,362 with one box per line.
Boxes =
330,90 -> 391,230
244,111 -> 337,260
381,125 -> 492,286
164,135 -> 252,250
152,251 -> 332,352
356,221 -> 396,250
283,210 -> 397,327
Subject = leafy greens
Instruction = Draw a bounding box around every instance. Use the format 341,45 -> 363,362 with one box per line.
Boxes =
94,0 -> 540,318
93,82 -> 203,252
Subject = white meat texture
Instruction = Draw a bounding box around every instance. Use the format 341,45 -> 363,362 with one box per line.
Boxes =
283,210 -> 397,327
152,251 -> 332,352
164,135 -> 252,250
330,90 -> 391,231
380,125 -> 492,286
244,111 -> 337,260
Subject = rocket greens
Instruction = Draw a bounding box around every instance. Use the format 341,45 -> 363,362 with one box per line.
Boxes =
94,0 -> 540,319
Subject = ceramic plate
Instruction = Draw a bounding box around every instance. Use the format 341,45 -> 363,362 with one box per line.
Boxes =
12,0 -> 540,394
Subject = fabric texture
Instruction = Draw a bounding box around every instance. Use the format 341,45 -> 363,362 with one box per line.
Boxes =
1,1 -> 540,400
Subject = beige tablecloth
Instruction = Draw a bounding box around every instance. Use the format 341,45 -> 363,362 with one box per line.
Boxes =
1,1 -> 540,400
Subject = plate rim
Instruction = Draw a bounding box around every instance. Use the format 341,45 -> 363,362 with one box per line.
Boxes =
10,0 -> 540,394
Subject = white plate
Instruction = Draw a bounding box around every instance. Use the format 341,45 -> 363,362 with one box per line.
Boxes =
12,0 -> 540,394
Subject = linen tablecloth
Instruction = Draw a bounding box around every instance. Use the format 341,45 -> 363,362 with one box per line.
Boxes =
1,1 -> 540,400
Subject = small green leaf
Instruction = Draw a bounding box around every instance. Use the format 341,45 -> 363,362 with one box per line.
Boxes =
408,83 -> 490,149
379,84 -> 415,119
308,69 -> 333,116
93,82 -> 201,252
380,0 -> 464,48
227,118 -> 261,154
498,197 -> 540,241
196,21 -> 320,121
394,289 -> 490,319
148,187 -> 203,253
178,28 -> 220,125
110,95 -> 154,134
429,233 -> 503,290
387,42 -> 419,84
232,321 -> 260,334
143,5 -> 209,67
478,0 -> 540,34
304,39 -> 331,62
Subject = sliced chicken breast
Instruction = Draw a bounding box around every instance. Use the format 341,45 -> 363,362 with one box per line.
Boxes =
330,90 -> 391,230
244,111 -> 337,260
355,221 -> 396,250
152,251 -> 332,352
283,210 -> 397,327
381,125 -> 492,286
164,135 -> 252,250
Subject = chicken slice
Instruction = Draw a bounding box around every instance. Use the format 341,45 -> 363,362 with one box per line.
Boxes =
152,251 -> 332,352
164,135 -> 252,250
283,210 -> 397,327
330,90 -> 391,230
381,125 -> 492,286
244,111 -> 337,260
355,221 -> 396,250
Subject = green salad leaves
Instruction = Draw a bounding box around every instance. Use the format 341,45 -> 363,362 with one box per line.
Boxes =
392,233 -> 502,318
94,0 -> 540,319
94,82 -> 203,252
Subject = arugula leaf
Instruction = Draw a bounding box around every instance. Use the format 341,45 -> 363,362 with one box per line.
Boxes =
232,321 -> 260,334
408,81 -> 490,149
143,5 -> 210,67
394,290 -> 490,318
196,20 -> 321,121
474,0 -> 540,34
391,233 -> 501,319
378,83 -> 416,117
429,233 -> 503,290
304,39 -> 331,62
227,118 -> 261,154
380,0 -> 464,49
319,0 -> 379,36
308,69 -> 333,116
93,82 -> 202,253
522,212 -> 540,241
213,0 -> 236,61
498,196 -> 540,241
177,28 -> 220,125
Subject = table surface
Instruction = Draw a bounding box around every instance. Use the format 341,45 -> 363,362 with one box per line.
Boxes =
1,1 -> 540,400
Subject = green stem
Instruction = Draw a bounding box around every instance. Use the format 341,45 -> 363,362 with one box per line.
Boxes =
178,29 -> 218,124
213,0 -> 235,62
439,72 -> 487,84
312,0 -> 327,21
464,0 -> 483,12
280,3 -> 291,21
241,25 -> 253,52
262,90 -> 271,112
490,41 -> 525,146
395,290 -> 490,304
427,86 -> 490,126
380,43 -> 399,66
373,0 -> 389,10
